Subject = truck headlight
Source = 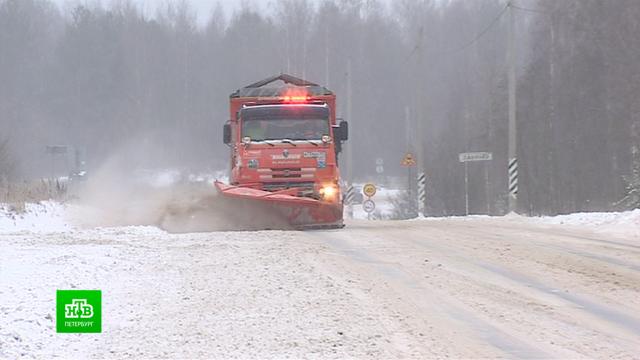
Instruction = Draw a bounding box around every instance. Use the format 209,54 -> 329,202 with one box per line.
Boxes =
319,185 -> 338,201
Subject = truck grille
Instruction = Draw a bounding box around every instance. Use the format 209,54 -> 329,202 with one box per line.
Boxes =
262,181 -> 315,191
258,167 -> 316,180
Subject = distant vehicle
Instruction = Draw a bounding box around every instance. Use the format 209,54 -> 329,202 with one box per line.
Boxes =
216,74 -> 349,229
70,170 -> 87,182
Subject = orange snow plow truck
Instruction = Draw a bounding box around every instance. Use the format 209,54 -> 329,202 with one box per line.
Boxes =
216,74 -> 349,229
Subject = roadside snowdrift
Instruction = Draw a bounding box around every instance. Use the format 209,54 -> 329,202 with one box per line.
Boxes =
1,199 -> 638,237
525,209 -> 640,239
0,202 -> 72,234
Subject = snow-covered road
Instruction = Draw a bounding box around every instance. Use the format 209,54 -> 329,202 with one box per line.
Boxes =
1,215 -> 639,358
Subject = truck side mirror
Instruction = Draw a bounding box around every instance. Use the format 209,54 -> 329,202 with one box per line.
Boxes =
338,121 -> 348,141
223,124 -> 231,144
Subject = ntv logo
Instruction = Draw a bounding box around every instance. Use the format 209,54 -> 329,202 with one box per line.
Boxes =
57,290 -> 101,333
65,299 -> 94,319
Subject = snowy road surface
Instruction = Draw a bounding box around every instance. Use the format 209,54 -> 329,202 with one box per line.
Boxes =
1,216 -> 640,358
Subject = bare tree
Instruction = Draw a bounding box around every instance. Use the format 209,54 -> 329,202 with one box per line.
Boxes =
0,0 -> 638,215
0,137 -> 15,181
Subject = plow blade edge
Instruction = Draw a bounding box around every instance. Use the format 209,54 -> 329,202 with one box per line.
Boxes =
214,181 -> 344,229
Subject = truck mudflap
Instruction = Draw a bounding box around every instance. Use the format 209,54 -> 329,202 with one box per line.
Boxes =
214,181 -> 344,229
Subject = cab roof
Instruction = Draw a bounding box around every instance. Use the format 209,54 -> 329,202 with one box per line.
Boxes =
230,74 -> 333,98
241,103 -> 330,119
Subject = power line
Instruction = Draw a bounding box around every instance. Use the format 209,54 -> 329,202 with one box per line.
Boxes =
406,3 -> 509,61
441,3 -> 510,55
511,4 -> 548,15
434,3 -> 551,56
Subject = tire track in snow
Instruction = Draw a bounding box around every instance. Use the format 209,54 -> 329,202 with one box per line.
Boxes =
478,263 -> 640,335
481,222 -> 640,252
457,223 -> 640,272
400,224 -> 640,339
308,228 -> 552,359
315,220 -> 640,358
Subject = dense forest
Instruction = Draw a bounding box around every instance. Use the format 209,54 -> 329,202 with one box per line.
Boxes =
0,0 -> 638,215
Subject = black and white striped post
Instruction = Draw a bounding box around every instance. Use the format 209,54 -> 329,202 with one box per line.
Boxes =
344,184 -> 355,205
344,184 -> 355,218
508,157 -> 518,201
417,172 -> 426,215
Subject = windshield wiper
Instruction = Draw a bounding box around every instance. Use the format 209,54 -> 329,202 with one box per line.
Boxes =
280,139 -> 297,146
297,139 -> 319,146
254,140 -> 275,146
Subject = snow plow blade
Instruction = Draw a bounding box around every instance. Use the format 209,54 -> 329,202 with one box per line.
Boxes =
214,181 -> 344,229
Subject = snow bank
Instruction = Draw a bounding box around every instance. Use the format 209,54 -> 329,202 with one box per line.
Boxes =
529,209 -> 640,226
0,201 -> 73,234
0,202 -> 168,236
409,209 -> 640,238
2,192 -> 637,238
526,209 -> 640,238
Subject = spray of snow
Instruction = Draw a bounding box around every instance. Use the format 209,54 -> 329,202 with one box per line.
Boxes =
59,147 -> 291,232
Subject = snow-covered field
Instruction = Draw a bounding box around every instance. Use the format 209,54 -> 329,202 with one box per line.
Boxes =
0,202 -> 73,234
1,200 -> 639,358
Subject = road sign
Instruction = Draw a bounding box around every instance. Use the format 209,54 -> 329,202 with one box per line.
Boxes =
401,152 -> 416,167
458,152 -> 493,162
363,183 -> 377,197
46,145 -> 68,155
376,165 -> 384,174
459,152 -> 494,215
363,199 -> 376,213
375,158 -> 384,166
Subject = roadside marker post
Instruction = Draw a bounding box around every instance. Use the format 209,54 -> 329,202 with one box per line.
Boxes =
508,157 -> 518,199
344,184 -> 355,205
345,183 -> 355,219
417,172 -> 426,215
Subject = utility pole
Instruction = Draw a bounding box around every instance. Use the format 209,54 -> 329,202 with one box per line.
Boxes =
416,26 -> 426,216
325,26 -> 330,88
346,58 -> 353,182
464,161 -> 469,215
405,106 -> 413,200
302,27 -> 307,80
507,1 -> 519,213
405,106 -> 412,152
346,59 -> 354,219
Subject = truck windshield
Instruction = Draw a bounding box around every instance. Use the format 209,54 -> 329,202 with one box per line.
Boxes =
241,106 -> 330,141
